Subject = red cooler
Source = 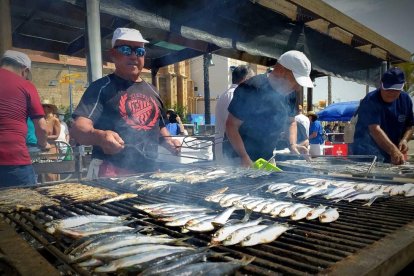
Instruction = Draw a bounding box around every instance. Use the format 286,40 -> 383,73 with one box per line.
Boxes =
324,141 -> 348,156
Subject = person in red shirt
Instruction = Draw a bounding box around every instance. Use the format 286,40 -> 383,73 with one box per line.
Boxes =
0,50 -> 50,187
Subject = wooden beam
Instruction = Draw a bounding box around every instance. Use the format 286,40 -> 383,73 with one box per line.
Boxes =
213,48 -> 276,67
328,26 -> 353,45
254,0 -> 298,20
0,0 -> 12,55
305,18 -> 329,33
285,0 -> 411,62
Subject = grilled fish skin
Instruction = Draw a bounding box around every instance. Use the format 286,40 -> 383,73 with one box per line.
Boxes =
319,208 -> 339,223
99,193 -> 137,204
94,248 -> 190,273
306,205 -> 327,220
291,206 -> 313,221
45,215 -> 130,234
211,218 -> 263,244
138,249 -> 211,276
241,223 -> 292,246
222,225 -> 268,246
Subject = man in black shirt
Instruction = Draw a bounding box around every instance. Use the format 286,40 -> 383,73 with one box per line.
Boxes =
71,28 -> 180,177
225,50 -> 313,167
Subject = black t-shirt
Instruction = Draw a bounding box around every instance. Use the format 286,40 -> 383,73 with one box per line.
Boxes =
73,74 -> 166,172
226,74 -> 296,161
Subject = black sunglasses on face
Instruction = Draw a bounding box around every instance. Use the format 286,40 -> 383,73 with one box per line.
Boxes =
114,45 -> 146,57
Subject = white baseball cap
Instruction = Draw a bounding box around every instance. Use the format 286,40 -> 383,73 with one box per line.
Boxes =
111,28 -> 149,47
278,50 -> 313,87
2,50 -> 31,70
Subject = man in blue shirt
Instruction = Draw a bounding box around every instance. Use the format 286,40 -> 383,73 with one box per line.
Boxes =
353,67 -> 414,165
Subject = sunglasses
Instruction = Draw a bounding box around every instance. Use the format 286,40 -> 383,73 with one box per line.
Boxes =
114,45 -> 146,57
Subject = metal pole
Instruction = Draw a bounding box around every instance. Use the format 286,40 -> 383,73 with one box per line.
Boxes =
0,0 -> 12,55
86,0 -> 103,82
68,66 -> 73,115
203,53 -> 211,125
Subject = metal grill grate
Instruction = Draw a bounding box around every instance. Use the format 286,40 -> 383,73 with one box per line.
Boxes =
3,171 -> 414,275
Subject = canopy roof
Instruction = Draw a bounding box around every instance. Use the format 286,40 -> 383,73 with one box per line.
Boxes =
9,0 -> 412,86
317,101 -> 359,122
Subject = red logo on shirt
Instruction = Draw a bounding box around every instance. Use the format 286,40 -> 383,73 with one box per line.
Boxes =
119,93 -> 159,130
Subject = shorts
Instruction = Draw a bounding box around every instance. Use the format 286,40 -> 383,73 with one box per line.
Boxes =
0,165 -> 37,187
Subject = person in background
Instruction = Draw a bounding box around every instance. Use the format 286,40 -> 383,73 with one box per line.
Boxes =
0,50 -> 50,187
42,102 -> 61,143
308,111 -> 324,156
353,67 -> 413,165
26,118 -> 40,153
295,105 -> 310,154
42,102 -> 61,181
57,110 -> 70,143
71,27 -> 180,178
215,65 -> 255,162
225,50 -> 314,167
324,123 -> 334,142
165,109 -> 186,135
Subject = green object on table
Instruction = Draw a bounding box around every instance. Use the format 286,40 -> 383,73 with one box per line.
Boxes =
253,158 -> 283,172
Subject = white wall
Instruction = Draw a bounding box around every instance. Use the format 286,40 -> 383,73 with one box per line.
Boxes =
190,54 -> 250,115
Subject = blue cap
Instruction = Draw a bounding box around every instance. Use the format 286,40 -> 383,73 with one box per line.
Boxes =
381,67 -> 405,90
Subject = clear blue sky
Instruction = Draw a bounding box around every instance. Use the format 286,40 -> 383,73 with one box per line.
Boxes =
313,0 -> 414,104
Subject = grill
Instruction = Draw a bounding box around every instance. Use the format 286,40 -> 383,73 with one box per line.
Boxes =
277,157 -> 414,179
2,169 -> 414,275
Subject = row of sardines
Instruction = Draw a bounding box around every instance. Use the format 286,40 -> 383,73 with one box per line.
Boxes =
45,214 -> 252,274
109,167 -> 272,191
136,203 -> 295,247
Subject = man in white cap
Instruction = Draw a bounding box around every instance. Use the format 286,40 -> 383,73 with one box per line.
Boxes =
353,67 -> 413,165
225,50 -> 313,167
0,50 -> 50,187
71,28 -> 180,177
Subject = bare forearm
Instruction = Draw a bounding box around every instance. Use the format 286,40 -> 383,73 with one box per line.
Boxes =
71,120 -> 105,146
33,118 -> 48,148
402,127 -> 413,142
370,126 -> 399,155
288,120 -> 297,145
226,116 -> 249,159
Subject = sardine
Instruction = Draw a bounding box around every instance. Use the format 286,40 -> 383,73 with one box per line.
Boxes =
211,218 -> 263,244
70,234 -> 179,263
319,208 -> 339,223
241,223 -> 292,246
266,183 -> 292,193
165,213 -> 210,227
99,193 -> 137,204
222,225 -> 268,246
138,248 -> 211,276
260,201 -> 290,214
278,203 -> 306,217
306,205 -> 327,220
93,244 -> 192,261
60,225 -> 135,239
184,207 -> 237,232
94,248 -> 190,273
269,203 -> 292,217
347,190 -> 385,202
291,206 -> 313,220
164,257 -> 254,276
46,215 -> 130,234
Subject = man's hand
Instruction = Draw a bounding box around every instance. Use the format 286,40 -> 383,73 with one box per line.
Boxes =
241,155 -> 253,168
398,139 -> 409,154
390,149 -> 405,165
40,142 -> 52,151
289,144 -> 300,155
98,130 -> 125,155
164,138 -> 181,155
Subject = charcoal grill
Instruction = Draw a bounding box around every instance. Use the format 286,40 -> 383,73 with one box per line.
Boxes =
2,170 -> 414,275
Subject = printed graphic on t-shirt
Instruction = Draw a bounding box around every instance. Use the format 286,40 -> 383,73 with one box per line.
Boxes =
119,92 -> 159,130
